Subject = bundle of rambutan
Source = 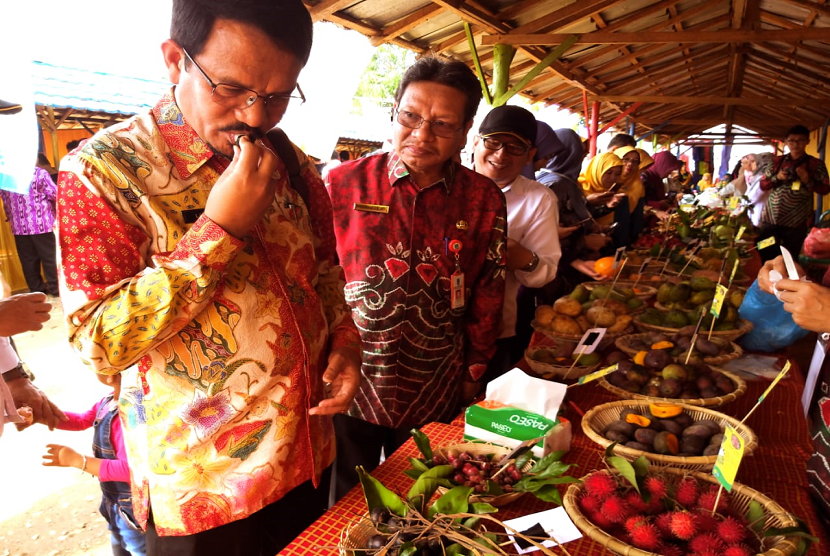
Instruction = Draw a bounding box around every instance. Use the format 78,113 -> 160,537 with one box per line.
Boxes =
562,447 -> 817,556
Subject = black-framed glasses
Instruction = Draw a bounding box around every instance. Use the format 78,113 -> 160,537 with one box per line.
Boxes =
480,136 -> 530,156
394,108 -> 463,138
182,48 -> 305,111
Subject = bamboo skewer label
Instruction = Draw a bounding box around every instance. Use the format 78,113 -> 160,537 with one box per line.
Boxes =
568,363 -> 618,388
712,425 -> 745,493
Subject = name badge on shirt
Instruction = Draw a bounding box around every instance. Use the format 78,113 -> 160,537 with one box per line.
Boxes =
792,180 -> 802,191
353,203 -> 389,214
451,271 -> 465,309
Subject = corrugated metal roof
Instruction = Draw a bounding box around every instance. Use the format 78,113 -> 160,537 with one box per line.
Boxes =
31,61 -> 169,116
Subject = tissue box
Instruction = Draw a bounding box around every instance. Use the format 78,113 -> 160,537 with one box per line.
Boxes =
463,401 -> 557,458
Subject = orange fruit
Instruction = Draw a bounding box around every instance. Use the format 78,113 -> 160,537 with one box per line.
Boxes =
593,256 -> 616,278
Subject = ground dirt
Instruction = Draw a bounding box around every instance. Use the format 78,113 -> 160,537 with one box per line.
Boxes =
1,299 -> 112,555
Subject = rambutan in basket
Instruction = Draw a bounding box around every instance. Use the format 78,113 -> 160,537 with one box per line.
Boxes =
598,367 -> 747,408
615,332 -> 744,366
432,442 -> 532,507
562,467 -> 801,556
581,400 -> 758,471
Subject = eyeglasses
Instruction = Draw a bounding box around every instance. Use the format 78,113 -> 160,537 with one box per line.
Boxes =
480,136 -> 530,156
786,137 -> 807,144
394,108 -> 463,138
182,48 -> 305,111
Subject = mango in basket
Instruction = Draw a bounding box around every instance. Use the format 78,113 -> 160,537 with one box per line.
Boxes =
572,352 -> 600,366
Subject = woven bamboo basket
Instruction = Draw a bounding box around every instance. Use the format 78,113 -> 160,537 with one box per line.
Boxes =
598,367 -> 747,408
531,320 -> 633,351
581,400 -> 758,471
525,346 -> 601,380
339,516 -> 376,556
615,332 -> 744,366
632,315 -> 754,342
432,442 -> 532,507
581,282 -> 658,301
562,467 -> 801,556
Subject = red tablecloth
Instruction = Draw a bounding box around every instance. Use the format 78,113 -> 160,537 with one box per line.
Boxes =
280,356 -> 829,555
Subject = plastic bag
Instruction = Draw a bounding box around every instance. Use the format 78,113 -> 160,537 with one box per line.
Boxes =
803,227 -> 830,259
738,280 -> 809,352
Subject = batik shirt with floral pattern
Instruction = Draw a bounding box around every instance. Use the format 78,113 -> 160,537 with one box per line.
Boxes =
326,152 -> 506,428
56,90 -> 359,536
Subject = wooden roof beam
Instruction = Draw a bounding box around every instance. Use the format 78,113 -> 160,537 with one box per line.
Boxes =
609,49 -> 728,92
587,94 -> 830,106
723,0 -> 760,133
307,0 -> 355,21
777,0 -> 830,19
579,0 -> 724,69
482,27 -> 830,45
371,5 -> 443,47
507,0 -> 624,36
750,45 -> 830,84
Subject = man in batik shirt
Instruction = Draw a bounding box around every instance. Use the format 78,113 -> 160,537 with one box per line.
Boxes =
55,0 -> 361,553
326,57 -> 507,501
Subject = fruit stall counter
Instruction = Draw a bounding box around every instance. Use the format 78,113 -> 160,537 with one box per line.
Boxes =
279,365 -> 827,555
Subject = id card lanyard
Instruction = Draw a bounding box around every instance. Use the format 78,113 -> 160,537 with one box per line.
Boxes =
447,238 -> 465,309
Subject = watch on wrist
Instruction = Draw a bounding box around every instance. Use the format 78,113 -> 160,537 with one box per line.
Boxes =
2,364 -> 31,382
521,251 -> 540,272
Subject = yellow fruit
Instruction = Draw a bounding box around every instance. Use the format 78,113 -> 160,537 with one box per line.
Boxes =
651,341 -> 675,350
535,305 -> 555,326
649,403 -> 683,418
634,351 -> 647,366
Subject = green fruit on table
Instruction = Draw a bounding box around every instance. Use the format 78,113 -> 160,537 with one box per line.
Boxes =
573,353 -> 601,366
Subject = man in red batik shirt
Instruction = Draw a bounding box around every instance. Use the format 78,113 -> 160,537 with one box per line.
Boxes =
326,57 -> 507,502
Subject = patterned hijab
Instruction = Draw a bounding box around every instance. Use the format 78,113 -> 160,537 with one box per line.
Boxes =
579,152 -> 623,194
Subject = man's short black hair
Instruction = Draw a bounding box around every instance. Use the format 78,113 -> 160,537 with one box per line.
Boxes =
608,133 -> 636,150
338,151 -> 350,162
785,124 -> 810,138
394,57 -> 483,124
66,139 -> 82,151
171,0 -> 313,65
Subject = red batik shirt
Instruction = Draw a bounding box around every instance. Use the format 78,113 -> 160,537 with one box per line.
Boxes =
56,90 -> 359,536
326,152 -> 506,428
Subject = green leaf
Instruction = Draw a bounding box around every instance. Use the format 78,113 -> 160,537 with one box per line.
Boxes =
604,442 -> 618,459
428,485 -> 472,519
746,500 -> 765,533
632,456 -> 650,478
445,543 -> 471,556
608,456 -> 639,493
485,480 -> 505,496
795,538 -> 809,556
398,542 -> 417,556
356,466 -> 408,517
407,477 -> 441,513
462,516 -> 481,530
529,450 -> 565,473
537,461 -> 573,479
470,502 -> 498,515
532,484 -> 563,505
410,428 -> 432,460
764,527 -> 819,542
408,457 -> 429,473
419,464 -> 454,480
404,469 -> 423,480
515,451 -> 534,470
473,533 -> 500,552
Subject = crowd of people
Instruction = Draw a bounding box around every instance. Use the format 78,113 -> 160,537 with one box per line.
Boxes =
0,0 -> 829,554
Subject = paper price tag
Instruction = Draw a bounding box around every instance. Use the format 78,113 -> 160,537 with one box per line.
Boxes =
577,364 -> 618,385
712,425 -> 745,492
574,328 -> 606,356
730,259 -> 739,283
638,257 -> 652,275
735,225 -> 746,242
758,236 -> 776,250
728,196 -> 740,210
759,360 -> 791,403
710,284 -> 728,318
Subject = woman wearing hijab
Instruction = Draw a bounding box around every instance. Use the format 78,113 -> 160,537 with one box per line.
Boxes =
521,121 -> 563,180
579,152 -> 627,248
616,147 -> 646,244
641,151 -> 681,204
745,152 -> 774,227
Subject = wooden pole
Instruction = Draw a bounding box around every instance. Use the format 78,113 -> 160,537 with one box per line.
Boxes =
589,101 -> 599,157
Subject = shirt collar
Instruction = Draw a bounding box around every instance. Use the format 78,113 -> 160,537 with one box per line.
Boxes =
387,150 -> 455,193
151,88 -> 214,179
